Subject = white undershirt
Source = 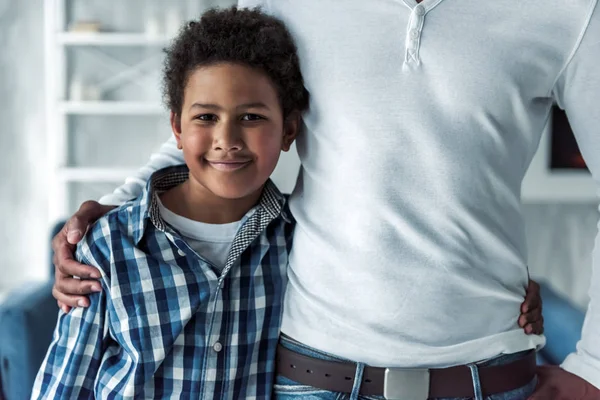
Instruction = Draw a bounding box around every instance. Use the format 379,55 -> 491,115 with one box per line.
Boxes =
100,0 -> 600,388
157,196 -> 241,270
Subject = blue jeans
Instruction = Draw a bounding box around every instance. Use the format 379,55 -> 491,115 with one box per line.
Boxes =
273,335 -> 537,400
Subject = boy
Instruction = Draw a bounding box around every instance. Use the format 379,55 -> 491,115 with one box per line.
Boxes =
33,7 -> 308,399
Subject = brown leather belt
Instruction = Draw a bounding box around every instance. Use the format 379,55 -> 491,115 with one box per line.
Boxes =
276,343 -> 537,398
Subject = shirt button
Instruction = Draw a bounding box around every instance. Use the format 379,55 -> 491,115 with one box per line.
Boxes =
213,342 -> 223,352
177,249 -> 186,257
415,5 -> 425,16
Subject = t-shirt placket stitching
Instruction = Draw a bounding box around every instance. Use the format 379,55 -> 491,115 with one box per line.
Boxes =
405,5 -> 426,66
402,0 -> 444,67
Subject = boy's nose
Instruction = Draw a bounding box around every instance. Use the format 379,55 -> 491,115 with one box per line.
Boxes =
212,123 -> 243,151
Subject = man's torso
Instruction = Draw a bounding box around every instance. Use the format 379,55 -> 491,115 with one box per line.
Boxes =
254,0 -> 595,367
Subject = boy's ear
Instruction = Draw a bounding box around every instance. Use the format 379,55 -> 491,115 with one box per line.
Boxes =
282,112 -> 301,152
170,111 -> 183,149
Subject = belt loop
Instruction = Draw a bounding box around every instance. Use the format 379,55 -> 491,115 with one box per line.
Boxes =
468,364 -> 484,400
350,362 -> 365,400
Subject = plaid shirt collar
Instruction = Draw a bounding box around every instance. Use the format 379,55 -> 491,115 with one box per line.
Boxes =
131,164 -> 291,245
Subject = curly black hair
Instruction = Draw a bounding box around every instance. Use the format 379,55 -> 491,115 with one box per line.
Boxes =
163,6 -> 309,119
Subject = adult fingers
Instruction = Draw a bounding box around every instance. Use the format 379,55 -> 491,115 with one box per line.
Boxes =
53,241 -> 100,279
521,279 -> 541,313
57,300 -> 71,314
519,310 -> 542,327
54,272 -> 101,298
52,281 -> 99,309
523,319 -> 544,335
65,201 -> 116,244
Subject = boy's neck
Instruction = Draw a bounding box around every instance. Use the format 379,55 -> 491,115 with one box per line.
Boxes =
159,180 -> 263,224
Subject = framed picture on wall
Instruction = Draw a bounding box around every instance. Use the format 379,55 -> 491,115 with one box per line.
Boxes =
521,106 -> 595,202
550,106 -> 588,171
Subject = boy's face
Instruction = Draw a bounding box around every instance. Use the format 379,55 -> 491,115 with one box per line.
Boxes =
172,63 -> 298,201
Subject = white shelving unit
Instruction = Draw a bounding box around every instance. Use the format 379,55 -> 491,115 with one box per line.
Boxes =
57,32 -> 171,46
57,167 -> 138,183
58,101 -> 163,115
45,0 -> 169,223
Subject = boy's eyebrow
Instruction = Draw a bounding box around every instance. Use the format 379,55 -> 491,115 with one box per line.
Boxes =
237,102 -> 270,110
190,103 -> 221,110
189,102 -> 270,111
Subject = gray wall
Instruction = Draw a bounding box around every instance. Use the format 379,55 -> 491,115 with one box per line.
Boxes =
525,203 -> 598,308
0,0 -> 598,312
0,0 -> 48,289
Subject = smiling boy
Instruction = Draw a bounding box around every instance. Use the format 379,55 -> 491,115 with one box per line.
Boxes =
32,8 -> 308,399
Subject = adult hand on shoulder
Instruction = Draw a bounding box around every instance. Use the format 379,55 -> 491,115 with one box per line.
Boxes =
52,200 -> 116,313
529,365 -> 600,400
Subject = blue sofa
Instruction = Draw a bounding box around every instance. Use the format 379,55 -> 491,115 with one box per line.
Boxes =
0,221 -> 588,399
538,282 -> 586,365
0,222 -> 63,400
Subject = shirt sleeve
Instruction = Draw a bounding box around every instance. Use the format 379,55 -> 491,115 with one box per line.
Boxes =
31,243 -> 109,399
98,135 -> 183,206
552,0 -> 600,390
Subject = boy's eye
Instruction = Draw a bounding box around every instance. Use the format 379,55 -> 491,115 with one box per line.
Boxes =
195,114 -> 217,122
241,114 -> 264,121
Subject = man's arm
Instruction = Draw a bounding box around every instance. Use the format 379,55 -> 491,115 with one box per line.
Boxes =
98,135 -> 183,206
536,0 -> 600,395
53,135 -> 183,310
33,243 -> 108,399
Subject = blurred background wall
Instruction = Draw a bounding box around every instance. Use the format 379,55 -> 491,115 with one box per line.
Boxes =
0,0 -> 48,290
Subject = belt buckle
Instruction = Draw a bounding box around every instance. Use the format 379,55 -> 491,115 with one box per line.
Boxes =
383,368 -> 430,400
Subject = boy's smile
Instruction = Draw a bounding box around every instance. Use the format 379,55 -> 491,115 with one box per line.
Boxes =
204,158 -> 252,172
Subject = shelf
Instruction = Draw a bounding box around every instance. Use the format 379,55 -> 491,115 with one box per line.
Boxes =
58,167 -> 137,183
57,32 -> 171,46
59,101 -> 164,115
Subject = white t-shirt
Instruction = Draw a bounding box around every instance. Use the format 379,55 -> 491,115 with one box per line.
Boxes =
157,196 -> 243,271
100,0 -> 600,388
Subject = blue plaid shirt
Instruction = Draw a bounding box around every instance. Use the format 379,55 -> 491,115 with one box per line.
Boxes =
32,166 -> 294,399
